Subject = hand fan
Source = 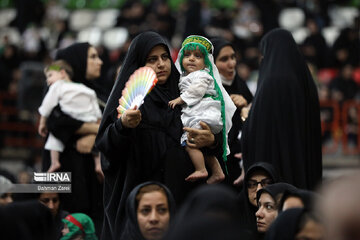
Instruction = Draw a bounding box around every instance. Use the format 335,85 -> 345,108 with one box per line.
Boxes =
117,66 -> 158,118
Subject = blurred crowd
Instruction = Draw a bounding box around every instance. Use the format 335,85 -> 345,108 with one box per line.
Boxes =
0,0 -> 359,180
0,0 -> 359,239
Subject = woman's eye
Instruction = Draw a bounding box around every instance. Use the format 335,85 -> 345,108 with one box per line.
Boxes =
157,208 -> 168,214
147,57 -> 157,63
140,208 -> 151,215
161,54 -> 169,60
266,204 -> 274,210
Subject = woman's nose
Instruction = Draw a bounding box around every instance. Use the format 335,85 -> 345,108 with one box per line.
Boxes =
256,183 -> 263,192
255,208 -> 263,218
229,59 -> 236,68
158,59 -> 165,67
149,210 -> 159,222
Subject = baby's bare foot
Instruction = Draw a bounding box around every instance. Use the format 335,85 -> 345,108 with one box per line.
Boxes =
47,162 -> 61,173
206,171 -> 225,184
185,170 -> 208,182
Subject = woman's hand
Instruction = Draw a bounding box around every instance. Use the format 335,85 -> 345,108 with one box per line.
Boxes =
183,121 -> 215,148
241,103 -> 251,121
230,94 -> 248,108
121,106 -> 142,128
76,134 -> 96,153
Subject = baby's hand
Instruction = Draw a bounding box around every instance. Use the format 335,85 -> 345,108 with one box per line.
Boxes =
38,119 -> 48,137
168,97 -> 184,109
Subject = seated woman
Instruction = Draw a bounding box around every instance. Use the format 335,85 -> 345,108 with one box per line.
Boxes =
278,188 -> 317,212
122,181 -> 176,240
238,162 -> 279,236
165,184 -> 252,240
255,182 -> 297,239
264,208 -> 324,240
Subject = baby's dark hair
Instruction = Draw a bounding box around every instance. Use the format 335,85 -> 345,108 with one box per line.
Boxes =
44,60 -> 74,79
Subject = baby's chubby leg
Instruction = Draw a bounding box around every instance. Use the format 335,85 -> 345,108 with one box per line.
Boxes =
185,146 -> 208,182
205,156 -> 225,184
48,150 -> 61,173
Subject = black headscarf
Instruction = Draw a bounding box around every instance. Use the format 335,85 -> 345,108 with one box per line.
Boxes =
55,42 -> 89,84
165,184 -> 253,240
98,31 -> 181,148
0,200 -> 55,240
121,181 -> 176,240
238,162 -> 279,234
211,37 -> 253,103
264,208 -> 305,240
241,28 -> 322,190
55,42 -> 107,102
211,37 -> 254,183
256,182 -> 297,205
279,188 -> 317,212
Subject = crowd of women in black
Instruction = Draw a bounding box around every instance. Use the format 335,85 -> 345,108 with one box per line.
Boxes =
1,26 -> 329,239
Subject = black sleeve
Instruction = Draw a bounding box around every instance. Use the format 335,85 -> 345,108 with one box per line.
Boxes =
201,131 -> 223,157
46,105 -> 83,144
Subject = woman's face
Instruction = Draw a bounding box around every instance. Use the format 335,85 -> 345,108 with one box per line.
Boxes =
137,190 -> 170,240
39,192 -> 60,217
295,219 -> 324,240
255,192 -> 278,233
145,45 -> 171,85
86,46 -> 103,80
215,46 -> 236,81
0,193 -> 13,205
247,171 -> 272,207
282,196 -> 304,211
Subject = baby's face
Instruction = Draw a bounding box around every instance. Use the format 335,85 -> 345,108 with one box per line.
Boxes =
182,48 -> 205,73
46,70 -> 63,86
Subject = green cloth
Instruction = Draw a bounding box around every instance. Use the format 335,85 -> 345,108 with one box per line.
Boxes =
61,213 -> 98,240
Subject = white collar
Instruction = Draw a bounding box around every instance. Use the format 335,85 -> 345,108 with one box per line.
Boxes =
221,74 -> 234,86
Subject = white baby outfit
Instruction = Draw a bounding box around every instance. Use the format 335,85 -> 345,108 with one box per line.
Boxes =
38,79 -> 102,151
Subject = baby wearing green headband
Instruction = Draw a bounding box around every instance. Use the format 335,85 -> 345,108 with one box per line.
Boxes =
169,35 -> 236,183
61,213 -> 98,240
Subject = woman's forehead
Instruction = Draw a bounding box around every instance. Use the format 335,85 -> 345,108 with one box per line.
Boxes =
260,192 -> 274,202
147,45 -> 167,56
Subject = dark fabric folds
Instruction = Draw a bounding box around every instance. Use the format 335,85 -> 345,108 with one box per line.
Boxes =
264,208 -> 304,240
211,37 -> 254,184
165,184 -> 253,240
241,28 -> 322,190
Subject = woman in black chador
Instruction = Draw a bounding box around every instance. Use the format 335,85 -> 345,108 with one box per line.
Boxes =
44,42 -> 104,236
95,31 -> 222,240
211,37 -> 253,186
241,28 -> 322,190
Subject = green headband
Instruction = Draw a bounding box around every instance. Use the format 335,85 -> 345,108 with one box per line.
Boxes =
182,35 -> 213,54
48,64 -> 62,71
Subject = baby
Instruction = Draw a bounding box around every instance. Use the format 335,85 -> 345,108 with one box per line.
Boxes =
169,35 -> 235,183
38,60 -> 102,178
